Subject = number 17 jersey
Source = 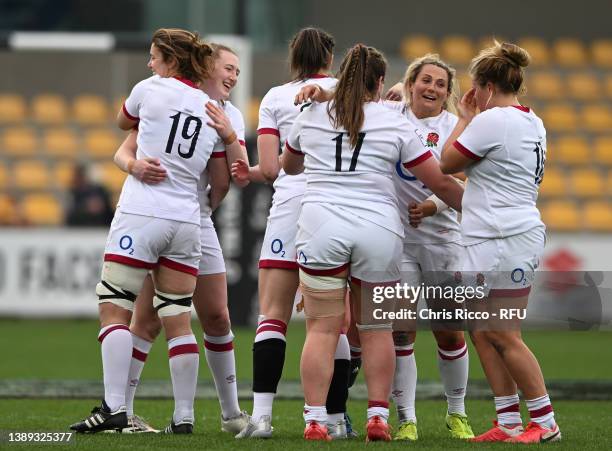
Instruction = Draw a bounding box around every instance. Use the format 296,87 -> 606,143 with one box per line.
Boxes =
119,75 -> 224,225
286,101 -> 433,237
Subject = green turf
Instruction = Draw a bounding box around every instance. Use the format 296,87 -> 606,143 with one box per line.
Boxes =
0,399 -> 610,450
0,319 -> 611,381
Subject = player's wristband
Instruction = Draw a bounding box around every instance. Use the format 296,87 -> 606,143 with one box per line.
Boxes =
127,159 -> 135,175
223,131 -> 237,146
427,195 -> 448,214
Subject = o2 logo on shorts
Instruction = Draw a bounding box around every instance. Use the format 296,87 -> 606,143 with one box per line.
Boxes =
511,268 -> 525,285
271,239 -> 285,258
298,251 -> 308,265
119,235 -> 134,255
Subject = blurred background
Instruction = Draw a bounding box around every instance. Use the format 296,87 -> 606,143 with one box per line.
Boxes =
0,0 -> 610,326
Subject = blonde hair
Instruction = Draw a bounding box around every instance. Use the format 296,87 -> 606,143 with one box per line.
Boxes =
402,53 -> 458,115
152,28 -> 213,83
328,44 -> 387,148
469,40 -> 531,95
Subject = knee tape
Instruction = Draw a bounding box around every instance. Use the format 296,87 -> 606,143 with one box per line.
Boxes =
299,270 -> 346,319
154,290 -> 193,317
356,322 -> 393,331
96,261 -> 148,311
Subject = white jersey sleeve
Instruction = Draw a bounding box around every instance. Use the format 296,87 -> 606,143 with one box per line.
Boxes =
225,101 -> 246,145
454,109 -> 503,160
257,90 -> 279,136
399,130 -> 434,168
123,76 -> 154,120
285,111 -> 305,154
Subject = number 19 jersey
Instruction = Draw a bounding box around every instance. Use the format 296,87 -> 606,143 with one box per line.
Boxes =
120,75 -> 224,225
286,101 -> 434,237
454,106 -> 546,243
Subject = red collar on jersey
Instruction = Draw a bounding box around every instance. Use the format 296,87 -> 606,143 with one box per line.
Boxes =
174,76 -> 199,89
306,74 -> 331,79
511,105 -> 530,112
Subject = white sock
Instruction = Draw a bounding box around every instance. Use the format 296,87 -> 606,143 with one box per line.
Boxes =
392,344 -> 417,423
526,394 -> 556,429
304,404 -> 327,424
204,331 -> 241,419
367,401 -> 389,422
168,334 -> 199,424
495,394 -> 522,426
125,334 -> 152,417
335,334 -> 350,360
98,324 -> 132,412
437,341 -> 469,416
327,412 -> 344,424
252,392 -> 274,423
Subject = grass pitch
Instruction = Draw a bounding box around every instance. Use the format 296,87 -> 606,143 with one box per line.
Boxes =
0,399 -> 611,450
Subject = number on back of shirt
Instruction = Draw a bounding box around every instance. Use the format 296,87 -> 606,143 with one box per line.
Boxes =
333,132 -> 365,172
533,142 -> 545,185
165,112 -> 202,159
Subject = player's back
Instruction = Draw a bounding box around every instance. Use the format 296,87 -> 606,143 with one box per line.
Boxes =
289,100 -> 414,237
120,76 -> 223,225
258,76 -> 338,205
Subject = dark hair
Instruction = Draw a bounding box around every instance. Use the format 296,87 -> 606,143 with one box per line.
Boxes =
328,44 -> 387,148
289,27 -> 335,81
151,28 -> 213,83
469,40 -> 531,95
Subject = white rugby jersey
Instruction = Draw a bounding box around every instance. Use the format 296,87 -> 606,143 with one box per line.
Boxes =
286,101 -> 434,237
257,75 -> 338,205
198,100 -> 245,218
454,106 -> 546,243
391,105 -> 461,244
119,75 -> 224,225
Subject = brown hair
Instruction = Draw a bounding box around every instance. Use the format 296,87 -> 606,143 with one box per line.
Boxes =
328,44 -> 387,148
151,28 -> 213,83
469,40 -> 531,95
403,53 -> 459,115
210,43 -> 238,59
289,27 -> 335,81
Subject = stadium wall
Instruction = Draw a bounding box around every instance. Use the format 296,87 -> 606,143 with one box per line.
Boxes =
0,228 -> 610,323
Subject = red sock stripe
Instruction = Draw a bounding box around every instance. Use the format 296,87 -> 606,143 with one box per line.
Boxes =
368,400 -> 389,409
438,341 -> 466,352
496,403 -> 520,414
529,404 -> 553,419
438,347 -> 468,360
257,319 -> 287,335
395,349 -> 414,357
204,340 -> 234,352
98,325 -> 129,342
350,351 -> 361,358
132,348 -> 148,362
168,343 -> 199,358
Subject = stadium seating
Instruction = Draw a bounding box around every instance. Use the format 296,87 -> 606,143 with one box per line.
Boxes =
539,167 -> 566,197
72,94 -> 111,126
53,161 -> 76,189
21,193 -> 63,226
0,194 -> 18,225
42,127 -> 80,159
1,126 -> 38,157
0,162 -> 8,190
517,37 -> 551,67
594,136 -> 612,165
540,103 -> 578,132
400,35 -> 436,62
584,200 -> 612,231
13,160 -> 51,191
566,72 -> 600,100
529,72 -> 564,100
540,201 -> 580,231
581,104 -> 612,132
83,128 -> 120,159
591,39 -> 612,68
555,135 -> 590,165
31,94 -> 68,124
553,38 -> 588,67
95,162 -> 126,192
570,168 -> 605,197
0,94 -> 27,123
439,35 -> 474,65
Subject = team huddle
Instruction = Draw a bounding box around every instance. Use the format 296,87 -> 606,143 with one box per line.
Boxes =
68,26 -> 561,444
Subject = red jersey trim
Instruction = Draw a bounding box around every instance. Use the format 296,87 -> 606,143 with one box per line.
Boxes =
173,76 -> 198,89
299,263 -> 349,276
285,142 -> 304,155
122,104 -> 139,121
104,254 -> 156,269
403,150 -> 433,169
511,105 -> 530,113
239,139 -> 246,146
453,141 -> 483,161
306,74 -> 331,79
158,257 -> 198,276
211,151 -> 226,158
259,259 -> 298,270
257,128 -> 280,137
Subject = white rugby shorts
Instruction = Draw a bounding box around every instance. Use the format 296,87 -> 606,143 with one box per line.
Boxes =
198,216 -> 226,275
104,211 -> 200,275
259,195 -> 302,270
